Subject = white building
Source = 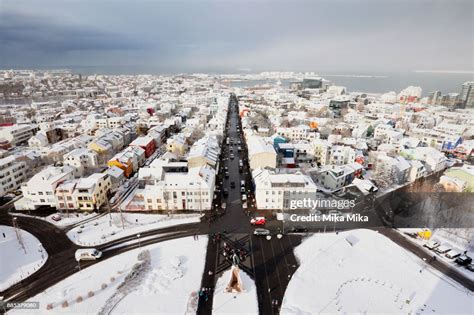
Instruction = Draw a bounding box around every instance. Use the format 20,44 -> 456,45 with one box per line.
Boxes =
276,125 -> 318,141
0,125 -> 35,146
247,136 -> 277,170
63,148 -> 99,177
328,145 -> 356,166
401,147 -> 447,174
0,156 -> 28,197
28,132 -> 49,147
252,168 -> 317,210
313,165 -> 356,191
74,173 -> 112,211
143,165 -> 215,211
187,135 -> 220,169
15,166 -> 75,210
408,160 -> 427,182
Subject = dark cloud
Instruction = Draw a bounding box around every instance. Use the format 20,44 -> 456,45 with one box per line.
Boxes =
0,0 -> 472,72
0,11 -> 147,52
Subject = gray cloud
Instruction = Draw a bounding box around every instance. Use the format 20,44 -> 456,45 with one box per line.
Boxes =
0,0 -> 472,72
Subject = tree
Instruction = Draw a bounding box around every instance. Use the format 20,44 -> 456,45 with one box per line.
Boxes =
372,167 -> 394,190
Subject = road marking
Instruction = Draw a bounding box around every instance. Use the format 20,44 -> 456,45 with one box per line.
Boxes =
269,238 -> 285,298
258,236 -> 274,315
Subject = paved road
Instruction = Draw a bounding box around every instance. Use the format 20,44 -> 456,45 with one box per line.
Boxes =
0,203 -> 203,306
197,94 -> 304,314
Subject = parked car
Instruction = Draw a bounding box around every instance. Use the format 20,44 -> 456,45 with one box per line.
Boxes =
230,154 -> 235,159
434,244 -> 451,254
51,214 -> 62,222
225,172 -> 229,178
240,180 -> 245,188
75,249 -> 102,261
445,249 -> 461,259
466,264 -> 474,272
250,217 -> 266,226
241,187 -> 246,194
424,240 -> 440,250
254,228 -> 270,236
223,189 -> 229,197
455,254 -> 472,266
242,194 -> 247,202
291,226 -> 309,233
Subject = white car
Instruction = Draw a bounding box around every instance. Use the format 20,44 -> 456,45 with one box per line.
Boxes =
75,249 -> 102,261
423,240 -> 440,250
254,228 -> 270,236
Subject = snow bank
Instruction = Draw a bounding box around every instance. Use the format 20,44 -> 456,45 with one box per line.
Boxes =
213,268 -> 258,315
282,229 -> 473,314
66,212 -> 201,246
0,225 -> 47,291
11,236 -> 207,314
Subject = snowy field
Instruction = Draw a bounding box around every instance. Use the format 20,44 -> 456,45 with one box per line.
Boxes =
282,229 -> 473,314
213,268 -> 258,315
0,225 -> 47,291
66,212 -> 201,246
399,228 -> 474,281
11,236 -> 207,314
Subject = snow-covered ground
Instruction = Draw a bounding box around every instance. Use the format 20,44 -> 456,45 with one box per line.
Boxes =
282,229 -> 473,314
10,212 -> 100,228
213,268 -> 258,315
45,212 -> 100,227
11,236 -> 207,314
399,228 -> 474,281
67,212 -> 201,246
0,225 -> 47,291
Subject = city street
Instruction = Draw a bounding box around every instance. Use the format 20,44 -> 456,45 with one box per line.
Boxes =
1,95 -> 473,314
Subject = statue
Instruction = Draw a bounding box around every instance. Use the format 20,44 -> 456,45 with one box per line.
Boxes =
225,253 -> 243,292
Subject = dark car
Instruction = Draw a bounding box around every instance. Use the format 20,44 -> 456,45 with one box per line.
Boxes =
291,226 -> 308,233
223,189 -> 229,197
230,182 -> 236,188
466,264 -> 474,272
455,254 -> 472,266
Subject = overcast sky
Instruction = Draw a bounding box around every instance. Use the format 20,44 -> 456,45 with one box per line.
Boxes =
0,0 -> 473,73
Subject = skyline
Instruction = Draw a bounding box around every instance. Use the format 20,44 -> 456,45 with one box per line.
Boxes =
1,0 -> 473,73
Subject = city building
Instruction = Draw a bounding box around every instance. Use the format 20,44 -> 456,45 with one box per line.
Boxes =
252,168 -> 317,210
247,136 -> 277,170
130,136 -> 156,158
63,148 -> 99,177
143,165 -> 215,211
0,156 -> 28,197
15,166 -> 74,210
0,125 -> 35,146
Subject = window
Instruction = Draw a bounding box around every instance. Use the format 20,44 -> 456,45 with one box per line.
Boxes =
38,192 -> 44,195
